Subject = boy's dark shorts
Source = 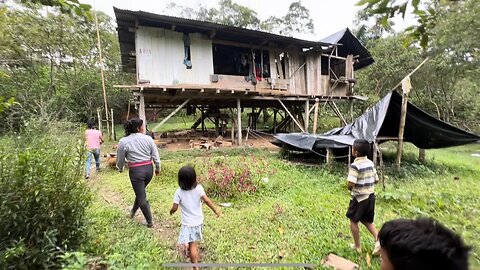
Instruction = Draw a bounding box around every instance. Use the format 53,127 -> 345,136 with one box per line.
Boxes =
346,193 -> 375,223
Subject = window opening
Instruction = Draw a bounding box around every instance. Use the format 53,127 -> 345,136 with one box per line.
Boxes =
183,33 -> 192,69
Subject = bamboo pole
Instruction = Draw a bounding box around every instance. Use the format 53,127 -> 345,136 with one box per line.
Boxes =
97,108 -> 102,131
94,9 -> 110,139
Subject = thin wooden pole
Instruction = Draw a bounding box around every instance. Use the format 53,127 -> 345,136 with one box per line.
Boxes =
312,98 -> 319,134
277,99 -> 305,133
273,109 -> 277,134
94,9 -> 110,139
395,84 -> 409,170
237,99 -> 242,145
111,108 -> 115,141
126,101 -> 131,121
138,92 -> 146,134
304,100 -> 309,132
97,107 -> 102,131
151,99 -> 191,132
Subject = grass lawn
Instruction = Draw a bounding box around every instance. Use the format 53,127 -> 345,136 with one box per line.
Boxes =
76,142 -> 480,269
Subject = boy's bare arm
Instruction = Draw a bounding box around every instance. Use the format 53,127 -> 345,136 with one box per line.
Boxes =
201,195 -> 220,217
169,203 -> 179,215
347,181 -> 355,190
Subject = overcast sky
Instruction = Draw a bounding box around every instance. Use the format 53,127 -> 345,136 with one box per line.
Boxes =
82,0 -> 411,40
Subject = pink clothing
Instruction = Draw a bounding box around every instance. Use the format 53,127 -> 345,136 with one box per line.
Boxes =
85,129 -> 103,149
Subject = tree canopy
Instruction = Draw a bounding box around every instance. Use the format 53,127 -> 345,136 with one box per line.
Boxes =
164,0 -> 314,36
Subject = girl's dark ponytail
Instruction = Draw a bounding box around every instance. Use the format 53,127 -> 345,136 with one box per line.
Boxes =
124,120 -> 132,136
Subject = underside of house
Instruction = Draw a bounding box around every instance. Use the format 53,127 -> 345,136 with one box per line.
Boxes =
114,8 -> 374,141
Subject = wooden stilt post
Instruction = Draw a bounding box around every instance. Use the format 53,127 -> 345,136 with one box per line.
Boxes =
126,101 -> 131,121
326,148 -> 334,166
237,99 -> 242,146
312,98 -> 319,134
349,100 -> 354,122
201,107 -> 205,133
419,148 -> 426,163
348,146 -> 352,165
111,108 -> 115,141
304,100 -> 310,132
273,109 -> 278,134
373,142 -> 378,166
138,91 -> 146,134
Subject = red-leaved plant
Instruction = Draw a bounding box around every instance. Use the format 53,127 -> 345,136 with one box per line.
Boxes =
199,155 -> 275,199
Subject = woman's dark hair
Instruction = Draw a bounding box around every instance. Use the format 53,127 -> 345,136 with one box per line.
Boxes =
124,118 -> 143,136
178,166 -> 197,190
353,139 -> 371,157
379,218 -> 470,270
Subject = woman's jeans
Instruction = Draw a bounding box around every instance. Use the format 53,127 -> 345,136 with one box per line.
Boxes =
85,148 -> 100,177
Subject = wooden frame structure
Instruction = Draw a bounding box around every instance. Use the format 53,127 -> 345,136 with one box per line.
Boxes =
113,8 -> 374,144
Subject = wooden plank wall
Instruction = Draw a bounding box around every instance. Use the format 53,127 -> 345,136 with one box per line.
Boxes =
287,51 -> 306,95
136,26 -> 213,85
305,52 -> 322,96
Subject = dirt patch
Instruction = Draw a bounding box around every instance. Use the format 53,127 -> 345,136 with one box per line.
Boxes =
155,129 -> 278,152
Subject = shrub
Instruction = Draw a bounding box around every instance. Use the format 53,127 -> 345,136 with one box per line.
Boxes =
0,121 -> 91,269
199,155 -> 275,199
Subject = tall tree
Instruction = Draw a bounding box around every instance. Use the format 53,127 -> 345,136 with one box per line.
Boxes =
164,0 -> 314,37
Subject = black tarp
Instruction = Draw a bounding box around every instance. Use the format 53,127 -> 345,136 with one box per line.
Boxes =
320,28 -> 374,70
272,91 -> 479,151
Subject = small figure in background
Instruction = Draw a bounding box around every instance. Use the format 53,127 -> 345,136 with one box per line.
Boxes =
85,118 -> 103,179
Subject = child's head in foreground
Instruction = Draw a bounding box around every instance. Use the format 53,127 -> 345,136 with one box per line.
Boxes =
352,139 -> 371,158
178,166 -> 197,190
378,218 -> 470,270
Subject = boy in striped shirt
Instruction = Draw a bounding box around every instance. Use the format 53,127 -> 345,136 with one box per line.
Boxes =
346,139 -> 380,254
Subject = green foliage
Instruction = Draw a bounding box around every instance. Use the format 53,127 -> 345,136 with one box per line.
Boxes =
0,4 -> 133,134
0,122 -> 92,269
20,0 -> 92,18
164,0 -> 314,36
356,0 -> 463,48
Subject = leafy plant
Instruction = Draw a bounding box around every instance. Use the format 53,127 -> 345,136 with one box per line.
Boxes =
0,122 -> 91,269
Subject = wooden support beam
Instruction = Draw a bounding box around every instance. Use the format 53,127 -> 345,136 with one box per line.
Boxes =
273,109 -> 278,134
326,148 -> 334,166
171,25 -> 176,31
111,108 -> 115,141
312,98 -> 319,134
373,142 -> 378,166
304,100 -> 310,132
237,99 -> 242,146
139,92 -> 146,134
277,99 -> 305,133
419,148 -> 426,163
151,98 -> 191,132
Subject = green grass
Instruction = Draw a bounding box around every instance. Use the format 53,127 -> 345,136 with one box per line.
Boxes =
78,143 -> 480,269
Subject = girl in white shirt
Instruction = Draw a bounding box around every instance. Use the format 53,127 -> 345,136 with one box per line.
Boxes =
170,166 -> 220,269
